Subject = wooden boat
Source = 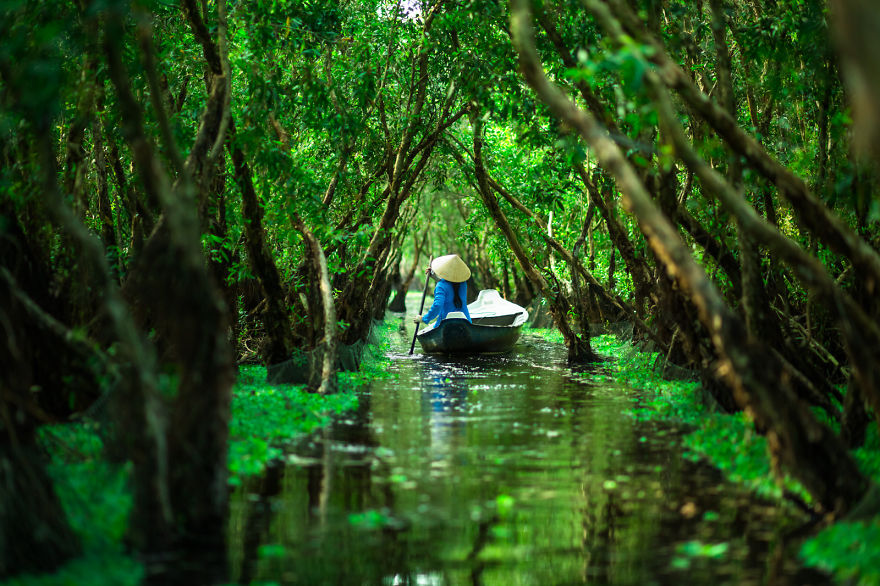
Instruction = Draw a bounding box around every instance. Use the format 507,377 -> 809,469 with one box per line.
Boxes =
417,289 -> 529,354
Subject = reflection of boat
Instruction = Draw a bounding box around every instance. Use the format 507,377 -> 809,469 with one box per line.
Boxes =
417,290 -> 529,354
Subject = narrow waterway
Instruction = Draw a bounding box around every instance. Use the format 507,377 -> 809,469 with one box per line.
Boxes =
228,306 -> 829,585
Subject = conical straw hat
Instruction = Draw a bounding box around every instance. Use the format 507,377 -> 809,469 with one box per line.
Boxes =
431,254 -> 471,282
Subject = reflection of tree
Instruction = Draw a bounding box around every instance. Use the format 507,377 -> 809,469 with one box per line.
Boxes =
230,389 -> 385,583
579,482 -> 624,582
466,511 -> 500,585
309,390 -> 378,523
421,359 -> 471,448
237,463 -> 284,585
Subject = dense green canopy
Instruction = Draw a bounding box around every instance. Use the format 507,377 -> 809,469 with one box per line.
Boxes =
2,0 -> 879,581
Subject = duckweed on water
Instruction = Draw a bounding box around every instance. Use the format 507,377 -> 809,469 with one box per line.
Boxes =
534,328 -> 880,585
11,324 -> 396,586
229,322 -> 395,484
557,332 -> 809,502
228,366 -> 358,484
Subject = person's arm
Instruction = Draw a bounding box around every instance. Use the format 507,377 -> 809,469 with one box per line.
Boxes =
421,281 -> 447,323
461,281 -> 472,322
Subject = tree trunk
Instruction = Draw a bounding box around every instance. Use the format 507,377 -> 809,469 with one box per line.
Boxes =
0,253 -> 82,579
389,229 -> 428,312
471,111 -> 596,363
293,215 -> 338,395
105,2 -> 236,578
229,123 -> 294,366
512,0 -> 872,514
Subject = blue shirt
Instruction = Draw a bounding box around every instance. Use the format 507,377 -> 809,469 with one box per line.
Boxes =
421,279 -> 471,324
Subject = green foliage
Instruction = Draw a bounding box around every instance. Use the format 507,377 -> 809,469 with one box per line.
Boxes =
495,493 -> 516,520
2,0 -> 878,579
1,554 -> 143,586
585,335 -> 815,503
347,509 -> 397,531
525,325 -> 564,343
582,333 -> 880,583
854,425 -> 880,481
0,0 -> 77,126
671,539 -> 730,570
801,520 -> 880,586
9,323 -> 399,585
228,366 -> 358,484
12,425 -> 143,586
683,414 -> 799,503
801,426 -> 880,584
38,424 -> 132,547
228,321 -> 395,484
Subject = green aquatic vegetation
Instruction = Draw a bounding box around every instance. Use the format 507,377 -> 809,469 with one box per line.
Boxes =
495,493 -> 516,520
228,324 -> 396,485
671,540 -> 731,570
1,554 -> 144,586
682,414 -> 802,503
11,425 -> 143,586
10,326 -> 397,586
581,334 -> 812,503
257,543 -> 288,560
228,366 -> 358,485
525,327 -> 565,345
348,509 -> 397,531
801,426 -> 880,584
584,332 -> 880,583
801,520 -> 880,586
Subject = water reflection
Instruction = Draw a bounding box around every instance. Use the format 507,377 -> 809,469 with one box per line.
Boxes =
228,319 -> 830,585
422,359 -> 470,448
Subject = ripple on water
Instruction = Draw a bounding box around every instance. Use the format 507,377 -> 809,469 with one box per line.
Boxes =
228,322 -> 830,586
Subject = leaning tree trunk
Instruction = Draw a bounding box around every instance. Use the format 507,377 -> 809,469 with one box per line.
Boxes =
389,228 -> 428,312
293,215 -> 338,395
620,0 -> 880,310
229,121 -> 294,366
471,110 -> 597,363
105,2 -> 236,579
512,0 -> 872,515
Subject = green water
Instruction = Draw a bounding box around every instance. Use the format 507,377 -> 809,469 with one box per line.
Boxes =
228,318 -> 827,585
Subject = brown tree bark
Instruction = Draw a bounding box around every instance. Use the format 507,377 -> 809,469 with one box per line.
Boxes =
574,165 -> 655,317
608,0 -> 880,304
293,215 -> 338,395
228,122 -> 295,366
0,242 -> 84,578
104,2 -> 235,576
512,0 -> 871,514
389,228 -> 429,312
830,0 -> 880,168
63,53 -> 99,212
471,110 -> 597,363
336,9 -> 465,347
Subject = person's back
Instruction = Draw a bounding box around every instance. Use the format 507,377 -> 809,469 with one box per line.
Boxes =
421,278 -> 471,324
415,254 -> 472,326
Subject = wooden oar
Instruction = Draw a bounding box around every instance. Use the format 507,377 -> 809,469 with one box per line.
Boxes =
409,258 -> 433,355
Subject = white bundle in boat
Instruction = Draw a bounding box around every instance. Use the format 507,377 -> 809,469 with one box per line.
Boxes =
466,290 -> 529,326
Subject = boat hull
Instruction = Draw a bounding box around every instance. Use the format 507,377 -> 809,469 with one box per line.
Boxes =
417,318 -> 523,354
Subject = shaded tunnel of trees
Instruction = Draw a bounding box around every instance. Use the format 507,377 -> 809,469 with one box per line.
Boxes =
2,0 -> 880,581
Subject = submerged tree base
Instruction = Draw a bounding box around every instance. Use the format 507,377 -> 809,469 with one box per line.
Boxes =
3,324 -> 396,586
558,328 -> 880,586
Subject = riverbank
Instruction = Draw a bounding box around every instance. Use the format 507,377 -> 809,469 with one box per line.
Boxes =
16,322 -> 877,585
227,320 -> 831,584
537,327 -> 880,585
14,323 -> 396,586
228,321 -> 395,484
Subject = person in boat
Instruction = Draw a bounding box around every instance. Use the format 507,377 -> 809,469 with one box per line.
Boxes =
414,254 -> 472,325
